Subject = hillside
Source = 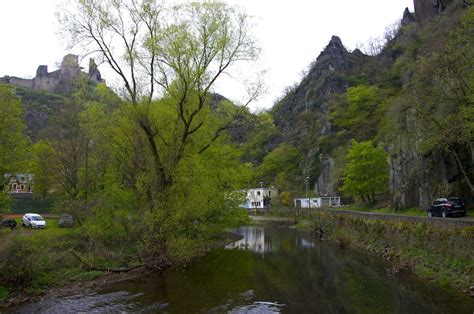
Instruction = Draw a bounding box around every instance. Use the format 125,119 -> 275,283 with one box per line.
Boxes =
252,0 -> 473,209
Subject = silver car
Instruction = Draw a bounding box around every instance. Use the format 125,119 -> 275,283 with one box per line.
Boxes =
22,213 -> 46,229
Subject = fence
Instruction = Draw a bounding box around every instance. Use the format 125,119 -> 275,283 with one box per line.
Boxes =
8,194 -> 56,214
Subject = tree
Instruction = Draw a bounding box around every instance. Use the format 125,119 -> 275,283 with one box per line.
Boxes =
329,85 -> 387,142
257,144 -> 304,191
0,84 -> 28,186
58,0 -> 261,207
341,140 -> 389,203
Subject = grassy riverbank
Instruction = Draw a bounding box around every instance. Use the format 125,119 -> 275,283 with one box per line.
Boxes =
0,217 -> 242,308
308,212 -> 474,294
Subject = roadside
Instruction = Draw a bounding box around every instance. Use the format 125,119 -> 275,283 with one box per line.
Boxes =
322,207 -> 474,228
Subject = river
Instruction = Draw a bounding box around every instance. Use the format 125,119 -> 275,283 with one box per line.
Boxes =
10,226 -> 474,313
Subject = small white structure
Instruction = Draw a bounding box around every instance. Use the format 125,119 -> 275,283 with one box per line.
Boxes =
294,197 -> 341,208
241,188 -> 278,210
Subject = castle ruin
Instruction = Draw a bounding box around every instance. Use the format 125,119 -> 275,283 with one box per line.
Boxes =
0,54 -> 103,94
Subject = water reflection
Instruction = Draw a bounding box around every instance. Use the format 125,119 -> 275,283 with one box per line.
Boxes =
225,226 -> 269,253
10,226 -> 474,313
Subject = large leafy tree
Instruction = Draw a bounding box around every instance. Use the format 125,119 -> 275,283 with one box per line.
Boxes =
329,84 -> 387,142
0,84 -> 28,186
257,143 -> 304,191
341,140 -> 389,203
58,0 -> 261,207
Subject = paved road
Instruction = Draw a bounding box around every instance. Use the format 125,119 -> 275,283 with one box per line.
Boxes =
250,210 -> 474,228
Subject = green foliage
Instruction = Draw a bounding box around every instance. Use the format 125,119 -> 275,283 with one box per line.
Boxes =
0,192 -> 11,214
83,183 -> 141,247
341,140 -> 389,203
329,84 -> 388,142
256,143 -> 304,191
242,112 -> 279,162
0,84 -> 28,181
155,143 -> 251,260
0,235 -> 36,289
399,6 -> 474,193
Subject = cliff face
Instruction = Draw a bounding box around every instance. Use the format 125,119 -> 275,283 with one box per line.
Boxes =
265,1 -> 473,209
270,36 -> 372,196
272,36 -> 371,142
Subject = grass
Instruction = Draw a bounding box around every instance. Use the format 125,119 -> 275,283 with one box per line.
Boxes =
332,206 -> 428,217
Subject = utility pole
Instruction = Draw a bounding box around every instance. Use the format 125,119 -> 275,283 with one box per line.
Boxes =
306,176 -> 310,211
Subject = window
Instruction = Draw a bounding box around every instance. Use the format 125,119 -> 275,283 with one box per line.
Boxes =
257,191 -> 261,196
268,191 -> 271,196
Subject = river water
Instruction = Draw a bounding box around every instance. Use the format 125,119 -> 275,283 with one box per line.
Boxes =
10,226 -> 474,313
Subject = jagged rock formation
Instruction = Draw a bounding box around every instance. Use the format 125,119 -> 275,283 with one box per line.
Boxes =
0,54 -> 103,94
402,7 -> 416,25
273,36 -> 371,140
272,36 -> 372,196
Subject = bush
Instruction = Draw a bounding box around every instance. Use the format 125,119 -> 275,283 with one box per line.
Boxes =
0,235 -> 37,289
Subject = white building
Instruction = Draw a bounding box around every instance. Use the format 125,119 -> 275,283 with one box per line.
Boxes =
241,188 -> 278,210
294,197 -> 341,208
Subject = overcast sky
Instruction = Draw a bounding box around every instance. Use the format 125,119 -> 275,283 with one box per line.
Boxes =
0,0 -> 413,111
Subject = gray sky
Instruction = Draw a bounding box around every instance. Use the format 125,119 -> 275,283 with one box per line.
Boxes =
0,0 -> 413,111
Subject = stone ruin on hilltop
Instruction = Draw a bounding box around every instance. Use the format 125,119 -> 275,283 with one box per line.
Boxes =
0,54 -> 103,94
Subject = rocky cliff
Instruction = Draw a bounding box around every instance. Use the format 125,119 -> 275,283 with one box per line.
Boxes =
271,36 -> 372,196
272,36 -> 371,142
265,1 -> 473,209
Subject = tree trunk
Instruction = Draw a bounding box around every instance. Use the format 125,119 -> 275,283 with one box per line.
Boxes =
448,147 -> 474,193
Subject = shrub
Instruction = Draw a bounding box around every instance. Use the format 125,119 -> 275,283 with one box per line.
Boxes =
0,235 -> 37,289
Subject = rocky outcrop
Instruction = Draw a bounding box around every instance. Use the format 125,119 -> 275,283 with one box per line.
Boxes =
413,0 -> 448,25
401,8 -> 416,25
271,36 -> 371,196
0,54 -> 103,95
272,36 -> 371,142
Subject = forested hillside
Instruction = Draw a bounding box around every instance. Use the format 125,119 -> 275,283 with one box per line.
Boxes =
247,1 -> 473,209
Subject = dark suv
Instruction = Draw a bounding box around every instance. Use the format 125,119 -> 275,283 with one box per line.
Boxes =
0,219 -> 17,230
428,197 -> 466,218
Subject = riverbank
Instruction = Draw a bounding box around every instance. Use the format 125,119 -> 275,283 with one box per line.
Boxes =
306,211 -> 474,296
0,226 -> 242,309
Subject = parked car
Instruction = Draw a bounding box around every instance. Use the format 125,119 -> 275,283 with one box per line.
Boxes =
428,197 -> 466,218
0,219 -> 17,230
58,214 -> 75,228
22,213 -> 46,229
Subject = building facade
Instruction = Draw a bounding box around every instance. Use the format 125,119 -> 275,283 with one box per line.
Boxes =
3,173 -> 34,194
294,197 -> 341,208
241,188 -> 278,210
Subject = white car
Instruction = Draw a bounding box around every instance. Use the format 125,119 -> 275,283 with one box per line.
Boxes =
22,213 -> 46,229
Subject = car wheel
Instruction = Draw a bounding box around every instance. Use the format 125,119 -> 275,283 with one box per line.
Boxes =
442,210 -> 447,218
427,211 -> 433,218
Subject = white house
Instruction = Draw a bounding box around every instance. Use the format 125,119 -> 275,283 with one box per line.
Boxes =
241,188 -> 278,210
294,197 -> 341,208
